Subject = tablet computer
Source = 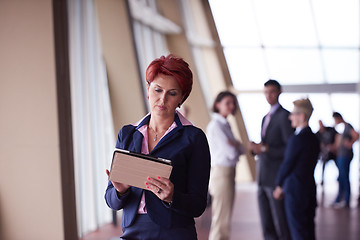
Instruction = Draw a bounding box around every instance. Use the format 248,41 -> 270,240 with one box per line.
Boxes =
109,148 -> 173,190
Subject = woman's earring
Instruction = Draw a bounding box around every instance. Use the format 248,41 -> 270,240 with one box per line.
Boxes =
178,103 -> 181,108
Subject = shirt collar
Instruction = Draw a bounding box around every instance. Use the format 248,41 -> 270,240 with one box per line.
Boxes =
133,111 -> 193,129
269,103 -> 280,115
212,112 -> 228,124
175,110 -> 193,126
295,127 -> 304,135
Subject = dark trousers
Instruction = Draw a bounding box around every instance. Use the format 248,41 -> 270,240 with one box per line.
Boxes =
258,186 -> 291,240
121,214 -> 197,240
284,193 -> 316,240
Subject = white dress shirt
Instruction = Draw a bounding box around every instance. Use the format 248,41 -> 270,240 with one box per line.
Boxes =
295,126 -> 305,135
206,113 -> 244,167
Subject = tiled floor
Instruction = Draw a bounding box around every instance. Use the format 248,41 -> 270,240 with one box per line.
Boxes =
81,182 -> 360,240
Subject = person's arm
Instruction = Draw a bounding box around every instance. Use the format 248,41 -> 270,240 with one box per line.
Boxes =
104,180 -> 131,210
170,129 -> 211,217
104,127 -> 132,210
233,139 -> 245,155
273,120 -> 294,200
275,135 -> 300,188
342,126 -> 359,149
208,121 -> 242,160
349,128 -> 359,146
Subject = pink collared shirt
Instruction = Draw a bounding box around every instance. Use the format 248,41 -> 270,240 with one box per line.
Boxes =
135,111 -> 192,214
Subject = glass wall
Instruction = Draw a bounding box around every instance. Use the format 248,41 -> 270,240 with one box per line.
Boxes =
209,0 -> 359,88
128,0 -> 181,110
209,0 -> 360,186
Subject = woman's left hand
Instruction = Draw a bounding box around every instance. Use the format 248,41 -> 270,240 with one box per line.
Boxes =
145,176 -> 174,204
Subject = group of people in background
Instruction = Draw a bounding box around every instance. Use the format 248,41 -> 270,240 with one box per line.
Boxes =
317,112 -> 359,209
207,79 -> 359,240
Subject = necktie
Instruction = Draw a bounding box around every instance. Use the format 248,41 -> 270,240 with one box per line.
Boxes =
262,112 -> 272,137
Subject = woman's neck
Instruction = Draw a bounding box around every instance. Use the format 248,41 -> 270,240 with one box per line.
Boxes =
298,122 -> 308,129
220,113 -> 228,118
149,113 -> 175,132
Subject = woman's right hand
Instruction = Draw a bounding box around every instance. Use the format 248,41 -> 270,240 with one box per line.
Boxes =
273,186 -> 284,200
106,169 -> 130,194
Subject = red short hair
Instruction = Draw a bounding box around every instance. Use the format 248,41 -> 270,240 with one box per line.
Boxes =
146,54 -> 193,104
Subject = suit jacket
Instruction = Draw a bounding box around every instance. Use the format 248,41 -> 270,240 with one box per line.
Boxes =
257,105 -> 294,188
276,127 -> 320,200
104,113 -> 211,229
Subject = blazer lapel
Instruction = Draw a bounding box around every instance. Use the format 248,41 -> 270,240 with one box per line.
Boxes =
263,106 -> 282,139
131,131 -> 143,153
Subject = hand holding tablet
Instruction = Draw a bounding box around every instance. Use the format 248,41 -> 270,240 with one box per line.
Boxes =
109,149 -> 173,190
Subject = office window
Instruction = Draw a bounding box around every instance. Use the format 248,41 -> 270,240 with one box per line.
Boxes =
209,0 -> 360,183
209,0 -> 360,87
68,0 -> 115,236
128,0 -> 181,110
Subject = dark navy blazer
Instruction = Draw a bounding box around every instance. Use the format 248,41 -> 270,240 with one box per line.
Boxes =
105,113 -> 211,229
276,126 -> 320,197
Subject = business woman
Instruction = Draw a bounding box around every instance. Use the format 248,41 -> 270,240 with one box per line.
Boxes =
206,91 -> 244,240
105,54 -> 211,239
274,98 -> 320,240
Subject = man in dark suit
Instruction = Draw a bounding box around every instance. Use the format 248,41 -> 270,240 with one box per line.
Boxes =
249,79 -> 293,240
274,98 -> 320,240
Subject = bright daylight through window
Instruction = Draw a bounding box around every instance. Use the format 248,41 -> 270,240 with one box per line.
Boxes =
209,0 -> 360,183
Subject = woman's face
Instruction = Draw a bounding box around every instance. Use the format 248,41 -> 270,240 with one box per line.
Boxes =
147,73 -> 184,118
216,96 -> 236,118
289,107 -> 304,128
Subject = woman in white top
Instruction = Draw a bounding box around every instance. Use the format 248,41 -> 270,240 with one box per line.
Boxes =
207,91 -> 244,240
